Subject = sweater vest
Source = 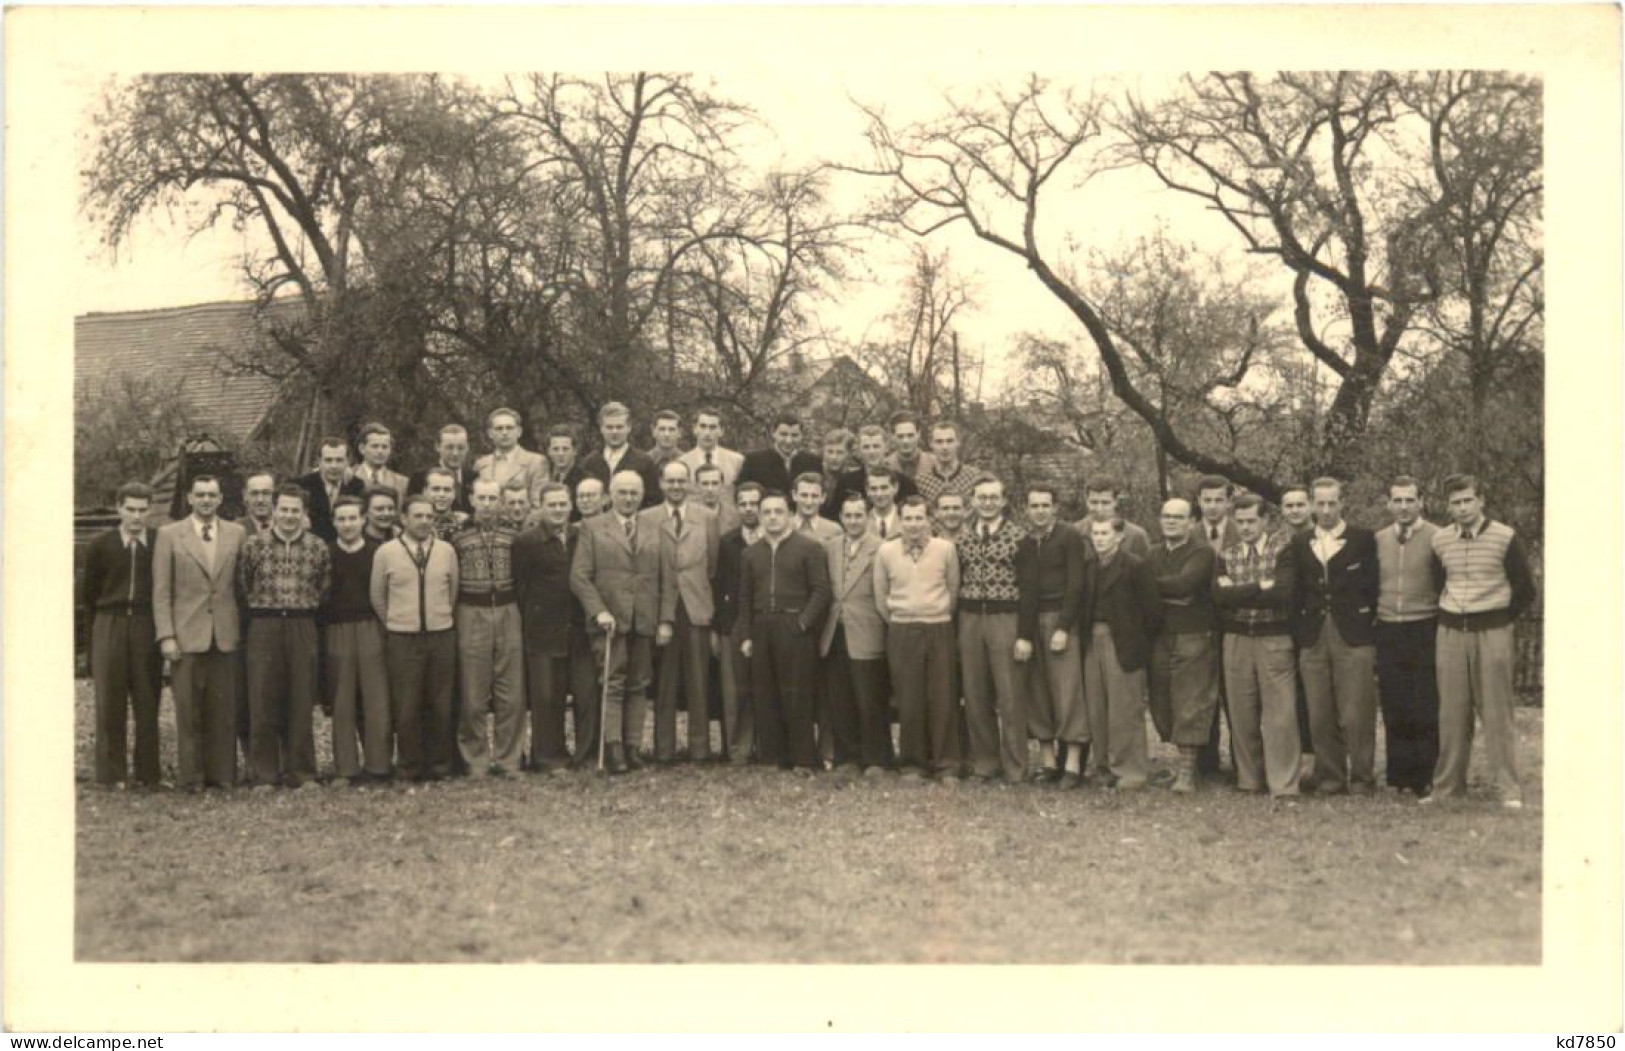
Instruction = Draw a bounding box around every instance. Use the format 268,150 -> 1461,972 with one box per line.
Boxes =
1376,521 -> 1440,621
1432,521 -> 1514,615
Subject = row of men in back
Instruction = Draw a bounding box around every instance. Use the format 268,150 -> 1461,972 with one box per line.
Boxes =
80,402 -> 1536,807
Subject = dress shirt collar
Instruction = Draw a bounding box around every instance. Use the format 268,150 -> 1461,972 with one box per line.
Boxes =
977,516 -> 1004,539
122,527 -> 146,547
336,535 -> 368,554
741,525 -> 763,545
191,515 -> 217,539
1458,516 -> 1486,539
1315,520 -> 1348,543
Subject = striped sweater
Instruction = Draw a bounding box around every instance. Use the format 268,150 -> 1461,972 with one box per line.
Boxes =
1429,518 -> 1536,629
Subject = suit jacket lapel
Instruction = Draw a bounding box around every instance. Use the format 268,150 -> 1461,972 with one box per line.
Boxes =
178,523 -> 215,578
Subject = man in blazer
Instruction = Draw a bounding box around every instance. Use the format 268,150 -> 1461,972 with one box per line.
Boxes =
153,474 -> 247,790
792,473 -> 842,543
353,422 -> 411,503
580,402 -> 661,510
647,460 -> 721,763
712,482 -> 764,764
1076,517 -> 1162,791
408,423 -> 475,516
570,469 -> 664,773
474,407 -> 550,509
513,482 -> 580,774
677,407 -> 746,512
736,414 -> 823,496
81,481 -> 163,787
298,437 -> 366,542
820,493 -> 890,772
1290,476 -> 1380,795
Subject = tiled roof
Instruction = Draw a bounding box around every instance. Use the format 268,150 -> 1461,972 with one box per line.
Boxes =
74,297 -> 306,444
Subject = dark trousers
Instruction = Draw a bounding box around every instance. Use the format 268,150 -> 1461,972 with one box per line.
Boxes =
567,628 -> 600,765
326,619 -> 392,778
525,649 -> 572,770
1375,618 -> 1440,793
888,621 -> 962,774
751,612 -> 818,768
1198,631 -> 1234,776
246,617 -> 320,786
826,627 -> 891,768
655,602 -> 712,760
386,630 -> 457,780
90,611 -> 162,785
1295,663 -> 1313,752
233,649 -> 253,769
171,647 -> 238,788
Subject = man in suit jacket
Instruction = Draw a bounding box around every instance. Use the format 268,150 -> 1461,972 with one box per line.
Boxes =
736,413 -> 822,496
820,493 -> 891,772
153,474 -> 247,790
1291,476 -> 1380,795
570,469 -> 664,773
1077,517 -> 1162,791
791,473 -> 842,543
514,482 -> 581,774
474,407 -> 550,509
298,437 -> 366,542
542,425 -> 589,521
738,490 -> 832,771
408,423 -> 475,516
712,482 -> 764,763
678,408 -> 746,512
580,401 -> 661,510
693,462 -> 741,535
1193,475 -> 1242,779
646,460 -> 721,763
81,481 -> 163,787
353,422 -> 411,503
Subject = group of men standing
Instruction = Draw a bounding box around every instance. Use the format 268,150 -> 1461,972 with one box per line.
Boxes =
81,404 -> 1536,808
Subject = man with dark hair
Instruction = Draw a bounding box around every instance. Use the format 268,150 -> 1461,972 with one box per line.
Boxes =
475,407 -> 549,509
423,468 -> 470,541
409,424 -> 474,515
502,481 -> 533,532
1290,476 -> 1380,795
818,428 -> 856,517
678,408 -> 744,513
914,421 -> 987,511
876,495 -> 962,781
646,460 -> 721,763
887,411 -> 936,480
325,495 -> 392,783
514,482 -> 581,775
693,462 -> 740,534
363,488 -> 400,543
581,402 -> 662,510
1079,516 -> 1161,791
713,482 -> 765,763
81,481 -> 162,788
1279,484 -> 1314,537
932,492 -> 969,543
453,478 -> 527,778
738,489 -> 832,771
738,414 -> 823,496
242,470 -> 278,538
371,493 -> 460,782
1425,475 -> 1537,809
957,477 -> 1028,783
1073,477 -> 1151,560
574,476 -> 607,520
1277,481 -> 1316,782
1016,484 -> 1088,783
544,425 -> 588,516
1374,476 -> 1441,797
298,438 -> 365,542
1147,498 -> 1220,792
648,409 -> 684,471
154,474 -> 246,791
1214,494 -> 1301,797
355,422 -> 410,502
1193,475 -> 1240,780
865,468 -> 903,541
834,424 -> 918,511
821,491 -> 891,774
238,483 -> 331,789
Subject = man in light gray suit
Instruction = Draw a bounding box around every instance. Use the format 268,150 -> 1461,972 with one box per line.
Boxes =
152,474 -> 247,790
570,470 -> 664,774
646,461 -> 721,762
820,492 -> 892,773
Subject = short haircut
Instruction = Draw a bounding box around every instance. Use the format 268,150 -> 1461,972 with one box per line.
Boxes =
190,473 -> 221,492
856,424 -> 887,442
971,477 -> 1003,497
1088,515 -> 1125,533
1196,474 -> 1231,497
437,423 -> 468,442
934,491 -> 966,508
758,488 -> 789,509
735,481 -> 765,504
930,419 -> 960,439
115,481 -> 154,505
501,480 -> 530,501
1442,473 -> 1480,499
333,495 -> 365,514
889,410 -> 920,430
865,466 -> 897,485
471,477 -> 502,497
1388,474 -> 1422,497
243,469 -> 277,489
653,409 -> 681,426
598,401 -> 630,424
486,407 -> 522,429
425,467 -> 457,487
402,494 -> 435,516
793,471 -> 824,492
537,482 -> 570,503
1026,484 -> 1059,504
694,407 -> 723,425
358,421 -> 391,444
318,437 -> 349,455
274,482 -> 308,509
546,423 -> 576,445
840,492 -> 870,512
1231,493 -> 1266,515
694,463 -> 724,482
1085,476 -> 1120,497
1279,482 -> 1310,502
823,427 -> 854,449
771,412 -> 802,431
899,495 -> 930,512
1310,475 -> 1343,498
364,487 -> 399,509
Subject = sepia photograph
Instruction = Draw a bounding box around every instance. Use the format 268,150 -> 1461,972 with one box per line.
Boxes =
7,3 -> 1621,1034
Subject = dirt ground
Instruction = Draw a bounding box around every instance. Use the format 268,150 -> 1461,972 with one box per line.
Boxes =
73,681 -> 1542,964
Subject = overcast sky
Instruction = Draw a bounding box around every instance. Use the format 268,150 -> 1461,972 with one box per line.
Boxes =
75,70 -> 1221,395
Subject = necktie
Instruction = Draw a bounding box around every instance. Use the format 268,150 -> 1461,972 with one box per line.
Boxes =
878,518 -> 888,539
705,450 -> 714,467
1398,524 -> 1411,545
202,523 -> 213,542
1210,524 -> 1220,543
982,524 -> 991,541
126,536 -> 140,602
673,508 -> 684,538
625,518 -> 637,553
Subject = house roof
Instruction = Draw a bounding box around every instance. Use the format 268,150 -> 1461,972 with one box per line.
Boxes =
74,297 -> 306,444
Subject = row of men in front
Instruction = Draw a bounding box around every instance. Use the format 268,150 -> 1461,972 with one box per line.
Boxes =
83,420 -> 1535,806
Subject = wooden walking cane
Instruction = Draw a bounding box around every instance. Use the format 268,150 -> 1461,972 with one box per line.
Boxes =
598,623 -> 616,771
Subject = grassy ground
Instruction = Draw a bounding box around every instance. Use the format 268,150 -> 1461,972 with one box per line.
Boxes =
74,681 -> 1542,964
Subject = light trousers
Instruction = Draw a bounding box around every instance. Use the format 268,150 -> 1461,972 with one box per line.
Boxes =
456,603 -> 527,774
1433,623 -> 1522,801
1298,615 -> 1377,793
1082,624 -> 1149,788
960,611 -> 1028,781
1223,633 -> 1301,795
1024,610 -> 1087,744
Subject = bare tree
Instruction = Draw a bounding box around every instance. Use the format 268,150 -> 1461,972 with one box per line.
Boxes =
856,245 -> 974,418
